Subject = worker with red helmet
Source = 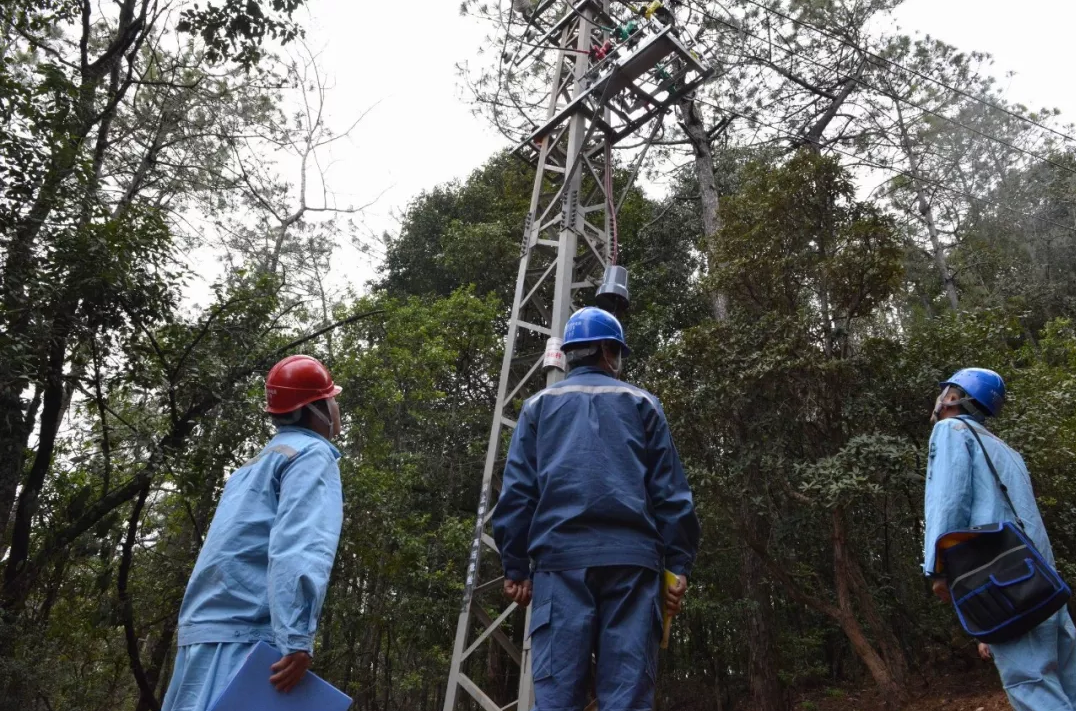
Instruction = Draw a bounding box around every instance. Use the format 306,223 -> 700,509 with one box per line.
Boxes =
161,355 -> 345,711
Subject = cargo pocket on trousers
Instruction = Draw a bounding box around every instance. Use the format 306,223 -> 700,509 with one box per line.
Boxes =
528,599 -> 553,681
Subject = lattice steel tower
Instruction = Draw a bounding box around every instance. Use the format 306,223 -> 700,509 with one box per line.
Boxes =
443,2 -> 710,709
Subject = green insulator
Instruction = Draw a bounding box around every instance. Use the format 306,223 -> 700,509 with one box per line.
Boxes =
615,20 -> 639,41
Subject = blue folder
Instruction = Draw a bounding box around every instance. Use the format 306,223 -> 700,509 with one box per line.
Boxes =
208,642 -> 352,711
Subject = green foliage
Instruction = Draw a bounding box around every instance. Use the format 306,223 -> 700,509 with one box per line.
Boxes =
951,152 -> 1076,324
378,153 -> 534,303
178,0 -> 307,67
712,151 -> 904,326
798,434 -> 918,509
305,289 -> 504,706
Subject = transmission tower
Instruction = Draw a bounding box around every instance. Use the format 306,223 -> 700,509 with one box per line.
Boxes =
443,2 -> 711,709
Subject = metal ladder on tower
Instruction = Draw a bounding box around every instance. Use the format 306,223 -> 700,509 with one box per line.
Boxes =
442,3 -> 712,709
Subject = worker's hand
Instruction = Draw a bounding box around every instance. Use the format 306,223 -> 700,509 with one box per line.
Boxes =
270,651 -> 312,693
978,642 -> 992,661
665,574 -> 688,616
504,578 -> 533,607
931,579 -> 951,603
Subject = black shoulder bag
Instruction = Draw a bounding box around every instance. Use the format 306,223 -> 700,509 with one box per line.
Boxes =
933,417 -> 1071,644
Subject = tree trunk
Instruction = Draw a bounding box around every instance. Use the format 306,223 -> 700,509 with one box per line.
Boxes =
136,617 -> 177,711
4,322 -> 71,598
677,97 -> 728,321
800,61 -> 864,150
831,605 -> 903,704
831,509 -> 908,707
741,499 -> 786,711
894,101 -> 959,310
738,509 -> 909,708
120,483 -> 162,711
846,538 -> 908,688
0,400 -> 30,550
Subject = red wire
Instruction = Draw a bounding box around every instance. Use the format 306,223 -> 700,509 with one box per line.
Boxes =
512,37 -> 591,54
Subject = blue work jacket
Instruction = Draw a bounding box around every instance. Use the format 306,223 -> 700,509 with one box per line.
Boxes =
923,416 -> 1053,577
176,426 -> 343,655
492,366 -> 700,581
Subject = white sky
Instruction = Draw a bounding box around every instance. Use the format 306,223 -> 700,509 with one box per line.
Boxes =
282,0 -> 1076,296
892,0 -> 1076,121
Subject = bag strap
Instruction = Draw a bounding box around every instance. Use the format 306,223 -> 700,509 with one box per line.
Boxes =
957,416 -> 1025,530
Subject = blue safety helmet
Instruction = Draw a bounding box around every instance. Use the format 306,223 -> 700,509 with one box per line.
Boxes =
562,307 -> 630,355
940,367 -> 1006,417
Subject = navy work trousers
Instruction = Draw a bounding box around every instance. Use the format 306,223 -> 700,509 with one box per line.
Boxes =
529,566 -> 662,711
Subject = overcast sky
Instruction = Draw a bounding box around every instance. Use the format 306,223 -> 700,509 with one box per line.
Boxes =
287,0 -> 1076,293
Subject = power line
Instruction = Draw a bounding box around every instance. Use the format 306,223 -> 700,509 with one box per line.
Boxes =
500,4 -> 1076,179
699,101 -> 1076,235
490,1 -> 1076,156
697,8 -> 1076,180
482,4 -> 1074,232
728,0 -> 1076,146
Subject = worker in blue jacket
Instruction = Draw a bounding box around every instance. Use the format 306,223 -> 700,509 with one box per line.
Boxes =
493,307 -> 700,711
162,355 -> 345,711
924,368 -> 1076,711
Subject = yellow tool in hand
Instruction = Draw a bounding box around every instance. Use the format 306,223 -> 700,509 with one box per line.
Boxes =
660,569 -> 679,650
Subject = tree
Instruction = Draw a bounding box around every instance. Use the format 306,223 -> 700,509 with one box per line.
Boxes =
860,35 -> 1048,312
0,0 -> 333,706
0,0 -> 313,575
378,153 -> 534,304
652,151 -> 910,706
950,151 -> 1076,322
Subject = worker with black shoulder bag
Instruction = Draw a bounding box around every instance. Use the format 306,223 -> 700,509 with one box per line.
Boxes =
924,368 -> 1076,711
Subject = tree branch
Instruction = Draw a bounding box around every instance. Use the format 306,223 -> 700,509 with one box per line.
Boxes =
90,338 -> 113,495
119,481 -> 160,711
2,309 -> 385,610
170,294 -> 261,385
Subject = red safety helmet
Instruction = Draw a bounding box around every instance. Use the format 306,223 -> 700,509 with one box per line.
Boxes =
264,355 -> 342,414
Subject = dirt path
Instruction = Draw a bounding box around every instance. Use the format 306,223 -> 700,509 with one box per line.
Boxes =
797,669 -> 1009,711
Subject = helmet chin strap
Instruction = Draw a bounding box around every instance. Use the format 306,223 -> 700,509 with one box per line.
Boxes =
932,385 -> 987,424
609,349 -> 622,378
602,343 -> 622,378
931,386 -> 952,424
306,402 -> 338,436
